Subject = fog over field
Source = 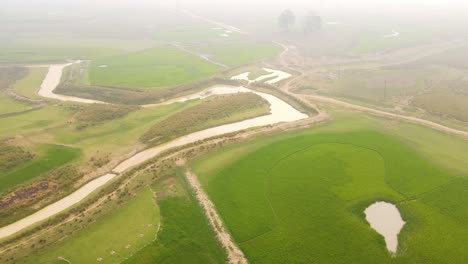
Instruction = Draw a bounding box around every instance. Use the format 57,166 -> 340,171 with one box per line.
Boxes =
1,1 -> 467,264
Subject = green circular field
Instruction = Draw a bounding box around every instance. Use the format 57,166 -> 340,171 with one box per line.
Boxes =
195,130 -> 468,264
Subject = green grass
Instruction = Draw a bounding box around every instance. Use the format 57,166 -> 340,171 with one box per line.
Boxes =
193,111 -> 468,263
0,97 -> 30,115
0,44 -> 123,62
194,43 -> 281,67
51,102 -> 197,159
23,187 -> 160,264
0,144 -> 81,194
89,46 -> 221,88
13,67 -> 48,99
123,175 -> 226,264
0,106 -> 72,138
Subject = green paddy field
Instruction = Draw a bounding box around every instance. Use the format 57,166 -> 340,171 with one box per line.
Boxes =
193,110 -> 468,264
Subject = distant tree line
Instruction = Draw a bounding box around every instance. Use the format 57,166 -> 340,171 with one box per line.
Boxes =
278,9 -> 322,34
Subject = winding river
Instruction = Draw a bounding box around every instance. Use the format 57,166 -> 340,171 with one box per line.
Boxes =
0,63 -> 306,239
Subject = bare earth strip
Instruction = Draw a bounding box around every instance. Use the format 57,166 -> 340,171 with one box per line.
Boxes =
185,170 -> 248,264
304,94 -> 468,140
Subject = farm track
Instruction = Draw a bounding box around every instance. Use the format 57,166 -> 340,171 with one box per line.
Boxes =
3,9 -> 467,261
185,170 -> 248,264
0,60 -> 308,241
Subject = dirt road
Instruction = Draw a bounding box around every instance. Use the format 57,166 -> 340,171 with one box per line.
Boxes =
185,170 -> 248,264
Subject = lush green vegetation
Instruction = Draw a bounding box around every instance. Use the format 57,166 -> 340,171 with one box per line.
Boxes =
0,144 -> 80,194
193,112 -> 468,263
89,46 -> 221,88
141,93 -> 270,145
0,106 -> 72,138
22,187 -> 160,264
123,174 -> 226,264
194,43 -> 280,67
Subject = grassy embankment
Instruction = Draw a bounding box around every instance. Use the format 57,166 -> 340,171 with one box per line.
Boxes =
22,187 -> 160,264
13,67 -> 48,100
0,67 -> 31,115
141,93 -> 270,146
18,169 -> 225,264
0,144 -> 80,195
193,109 -> 468,263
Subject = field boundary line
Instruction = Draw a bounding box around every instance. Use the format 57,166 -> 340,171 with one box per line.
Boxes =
185,169 -> 248,264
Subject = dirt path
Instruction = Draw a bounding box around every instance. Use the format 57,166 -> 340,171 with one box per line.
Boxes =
307,94 -> 468,139
272,41 -> 468,140
185,170 -> 248,264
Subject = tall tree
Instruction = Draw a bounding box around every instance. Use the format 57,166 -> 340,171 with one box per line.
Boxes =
278,9 -> 295,31
303,11 -> 322,34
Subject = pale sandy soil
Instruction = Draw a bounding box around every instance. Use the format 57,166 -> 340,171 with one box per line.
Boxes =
365,201 -> 405,254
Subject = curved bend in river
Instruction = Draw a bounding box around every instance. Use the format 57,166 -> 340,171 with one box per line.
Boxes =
0,64 -> 307,239
38,62 -> 106,104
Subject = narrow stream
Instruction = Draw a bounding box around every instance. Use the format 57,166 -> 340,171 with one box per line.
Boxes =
0,64 -> 306,239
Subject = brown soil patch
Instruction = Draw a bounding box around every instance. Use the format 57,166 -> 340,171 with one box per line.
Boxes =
0,181 -> 57,211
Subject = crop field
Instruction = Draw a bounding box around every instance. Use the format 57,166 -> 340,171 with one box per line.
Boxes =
0,97 -> 30,115
22,187 -> 160,264
193,111 -> 468,263
154,24 -> 244,43
0,144 -> 81,194
89,46 -> 221,88
194,42 -> 281,67
20,171 -> 225,264
123,173 -> 226,264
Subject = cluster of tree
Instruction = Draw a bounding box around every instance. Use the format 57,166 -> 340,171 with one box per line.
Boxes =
278,9 -> 322,34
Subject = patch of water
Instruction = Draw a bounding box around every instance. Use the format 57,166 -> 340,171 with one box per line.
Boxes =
364,201 -> 405,254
